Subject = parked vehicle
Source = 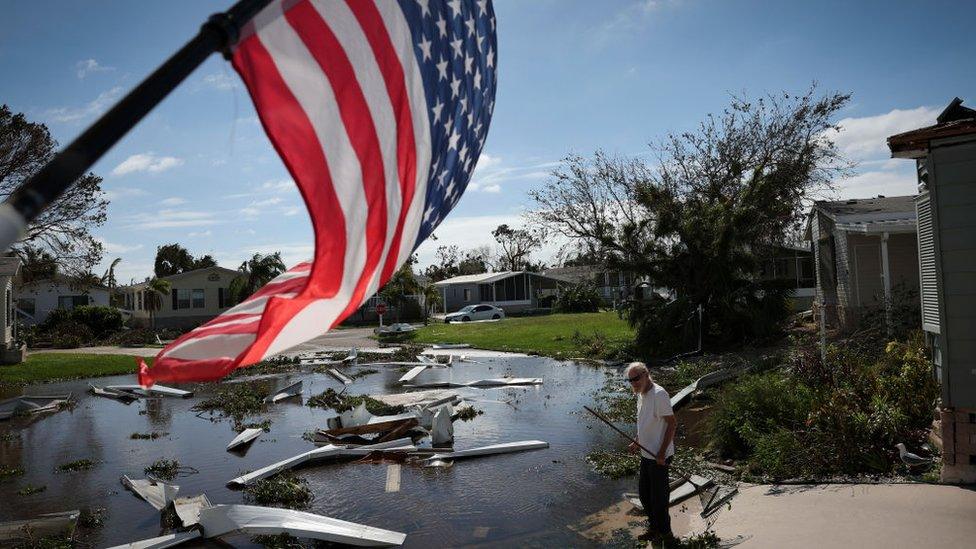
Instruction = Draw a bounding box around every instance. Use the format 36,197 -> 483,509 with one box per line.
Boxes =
444,304 -> 505,323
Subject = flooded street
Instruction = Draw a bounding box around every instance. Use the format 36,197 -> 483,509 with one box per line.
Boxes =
0,352 -> 640,547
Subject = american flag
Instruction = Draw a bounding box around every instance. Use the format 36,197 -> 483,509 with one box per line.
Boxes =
138,0 -> 496,385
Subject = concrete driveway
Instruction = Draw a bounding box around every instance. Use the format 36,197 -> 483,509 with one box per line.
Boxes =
576,482 -> 976,547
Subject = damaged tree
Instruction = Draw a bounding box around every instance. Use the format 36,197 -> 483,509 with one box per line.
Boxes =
528,87 -> 853,355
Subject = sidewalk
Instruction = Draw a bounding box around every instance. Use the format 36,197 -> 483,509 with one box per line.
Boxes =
576,482 -> 976,547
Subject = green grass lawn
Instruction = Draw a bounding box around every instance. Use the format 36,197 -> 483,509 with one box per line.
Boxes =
0,353 -> 149,386
410,311 -> 634,357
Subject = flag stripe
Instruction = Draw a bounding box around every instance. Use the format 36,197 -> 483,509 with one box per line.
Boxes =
372,0 -> 433,265
346,0 -> 418,285
283,1 -> 389,326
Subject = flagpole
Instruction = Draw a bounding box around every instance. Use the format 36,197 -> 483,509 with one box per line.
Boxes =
0,0 -> 274,252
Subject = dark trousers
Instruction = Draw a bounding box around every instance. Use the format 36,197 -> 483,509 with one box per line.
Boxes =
638,456 -> 672,537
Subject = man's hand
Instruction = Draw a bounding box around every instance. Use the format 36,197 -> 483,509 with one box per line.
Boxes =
656,454 -> 666,466
627,442 -> 639,455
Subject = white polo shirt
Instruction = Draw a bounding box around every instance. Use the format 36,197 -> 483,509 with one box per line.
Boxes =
636,383 -> 675,460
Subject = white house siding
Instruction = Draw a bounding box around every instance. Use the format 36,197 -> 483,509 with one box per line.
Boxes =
834,227 -> 852,326
14,281 -> 110,326
1,278 -> 13,346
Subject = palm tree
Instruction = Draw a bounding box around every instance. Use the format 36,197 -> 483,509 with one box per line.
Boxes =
144,278 -> 171,330
419,280 -> 442,325
101,257 -> 122,288
229,252 -> 287,304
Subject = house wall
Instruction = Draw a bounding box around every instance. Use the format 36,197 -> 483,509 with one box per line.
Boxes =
931,140 -> 976,410
1,277 -> 13,346
441,282 -> 480,312
811,213 -> 840,325
14,282 -> 110,326
124,268 -> 238,330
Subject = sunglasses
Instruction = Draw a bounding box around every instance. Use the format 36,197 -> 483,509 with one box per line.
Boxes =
627,374 -> 644,383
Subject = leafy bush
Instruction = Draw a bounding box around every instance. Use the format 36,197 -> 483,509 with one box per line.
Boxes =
107,328 -> 159,347
555,282 -> 601,313
710,332 -> 939,479
708,371 -> 813,460
68,305 -> 123,339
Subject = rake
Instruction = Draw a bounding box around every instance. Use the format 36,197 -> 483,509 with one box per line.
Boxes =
583,405 -> 735,518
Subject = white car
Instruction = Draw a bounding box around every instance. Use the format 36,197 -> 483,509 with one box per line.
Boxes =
444,304 -> 505,323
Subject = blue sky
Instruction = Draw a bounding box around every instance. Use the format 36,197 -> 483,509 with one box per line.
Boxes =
1,0 -> 974,284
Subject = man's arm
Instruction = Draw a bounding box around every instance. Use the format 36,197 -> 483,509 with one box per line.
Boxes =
657,414 -> 676,465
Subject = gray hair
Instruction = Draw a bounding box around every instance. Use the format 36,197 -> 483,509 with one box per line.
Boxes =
624,362 -> 649,378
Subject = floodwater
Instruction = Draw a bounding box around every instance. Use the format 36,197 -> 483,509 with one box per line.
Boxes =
0,352 -> 640,547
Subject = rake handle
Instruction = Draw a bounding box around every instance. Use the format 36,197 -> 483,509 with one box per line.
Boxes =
583,405 -> 658,459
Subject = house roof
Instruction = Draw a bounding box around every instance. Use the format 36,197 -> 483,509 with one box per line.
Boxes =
433,270 -> 570,286
809,195 -> 917,235
888,97 -> 976,159
0,257 -> 20,277
123,266 -> 241,289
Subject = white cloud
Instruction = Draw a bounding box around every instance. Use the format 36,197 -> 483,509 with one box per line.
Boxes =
240,207 -> 261,218
189,229 -> 213,238
282,206 -> 302,216
102,186 -> 148,201
46,86 -> 123,123
591,0 -> 679,48
466,153 -> 555,193
160,197 -> 187,206
249,197 -> 284,207
262,179 -> 295,191
201,72 -> 239,91
111,153 -> 184,176
128,209 -> 219,230
95,237 -> 143,254
830,106 -> 940,161
75,58 -> 114,79
834,167 -> 918,200
227,178 -> 297,199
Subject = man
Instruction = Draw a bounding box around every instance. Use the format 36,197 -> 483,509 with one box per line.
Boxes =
625,361 -> 676,542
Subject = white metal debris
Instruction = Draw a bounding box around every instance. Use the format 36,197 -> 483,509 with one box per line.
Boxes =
105,530 -> 202,549
370,389 -> 460,409
199,504 -> 407,546
431,343 -> 471,349
106,384 -> 193,398
327,368 -> 355,385
173,494 -> 213,527
385,464 -> 402,493
265,379 -> 303,403
226,428 -> 263,451
89,384 -> 137,402
0,394 -> 71,420
121,475 -> 179,510
398,365 -> 429,384
227,438 -> 416,486
424,440 -> 548,467
406,378 -> 543,388
430,404 -> 454,446
624,475 -> 715,509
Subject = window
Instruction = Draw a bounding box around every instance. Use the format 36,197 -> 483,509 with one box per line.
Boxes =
463,288 -> 471,302
57,295 -> 89,310
17,298 -> 35,317
192,289 -> 205,309
137,291 -> 144,310
176,289 -> 192,310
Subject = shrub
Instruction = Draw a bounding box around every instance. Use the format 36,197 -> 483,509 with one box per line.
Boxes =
107,328 -> 159,347
555,282 -> 602,313
69,305 -> 123,339
707,371 -> 813,459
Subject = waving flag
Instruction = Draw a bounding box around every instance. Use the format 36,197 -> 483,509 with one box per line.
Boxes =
138,0 -> 497,385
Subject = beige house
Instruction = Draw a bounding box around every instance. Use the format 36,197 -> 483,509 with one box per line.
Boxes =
806,195 -> 919,330
121,266 -> 241,330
